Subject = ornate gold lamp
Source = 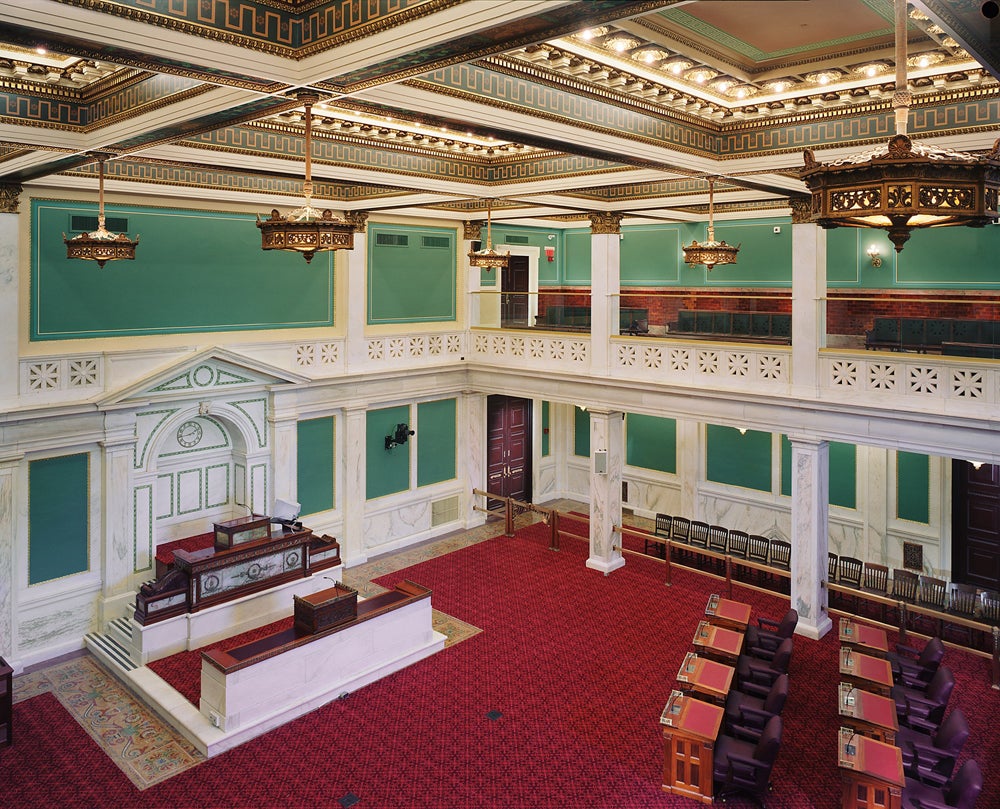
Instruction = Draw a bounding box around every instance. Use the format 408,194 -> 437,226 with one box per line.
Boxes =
64,155 -> 138,268
257,93 -> 355,263
467,198 -> 510,272
682,177 -> 740,270
801,0 -> 999,253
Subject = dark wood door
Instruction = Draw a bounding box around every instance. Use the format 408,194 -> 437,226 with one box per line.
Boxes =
501,255 -> 529,327
952,460 -> 1000,590
486,395 -> 532,504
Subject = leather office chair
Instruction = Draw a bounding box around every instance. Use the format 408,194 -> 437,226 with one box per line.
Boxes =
892,666 -> 955,733
713,714 -> 782,808
745,609 -> 798,656
889,636 -> 944,687
724,674 -> 788,742
901,759 -> 982,809
737,638 -> 792,696
897,708 -> 969,787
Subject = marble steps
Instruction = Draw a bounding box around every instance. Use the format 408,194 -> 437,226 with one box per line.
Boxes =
107,615 -> 134,648
85,631 -> 139,673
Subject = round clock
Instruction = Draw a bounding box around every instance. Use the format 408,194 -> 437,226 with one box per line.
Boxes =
176,420 -> 203,448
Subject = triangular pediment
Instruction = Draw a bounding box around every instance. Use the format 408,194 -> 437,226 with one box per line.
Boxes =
98,347 -> 310,407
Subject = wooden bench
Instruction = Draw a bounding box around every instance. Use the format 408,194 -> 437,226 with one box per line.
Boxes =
669,310 -> 791,344
535,305 -> 649,334
866,317 -> 1000,352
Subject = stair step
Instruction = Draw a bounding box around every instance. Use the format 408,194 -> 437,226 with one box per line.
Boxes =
85,632 -> 138,672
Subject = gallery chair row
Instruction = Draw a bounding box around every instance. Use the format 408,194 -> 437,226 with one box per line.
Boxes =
645,514 -> 792,592
828,553 -> 1000,651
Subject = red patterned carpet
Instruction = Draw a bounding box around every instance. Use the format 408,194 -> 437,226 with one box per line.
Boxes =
6,520 -> 999,808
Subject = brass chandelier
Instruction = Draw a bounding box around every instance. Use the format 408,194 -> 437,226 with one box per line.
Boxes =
257,92 -> 355,263
682,177 -> 740,270
800,0 -> 999,253
467,198 -> 510,272
64,155 -> 139,268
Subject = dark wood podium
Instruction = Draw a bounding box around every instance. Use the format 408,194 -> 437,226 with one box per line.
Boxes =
660,690 -> 723,804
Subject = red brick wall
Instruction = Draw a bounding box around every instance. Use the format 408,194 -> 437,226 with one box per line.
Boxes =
538,288 -> 1000,336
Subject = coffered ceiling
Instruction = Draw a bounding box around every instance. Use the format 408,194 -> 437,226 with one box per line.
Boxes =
0,0 -> 997,223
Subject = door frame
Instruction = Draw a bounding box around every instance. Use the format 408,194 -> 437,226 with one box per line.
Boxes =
500,245 -> 540,327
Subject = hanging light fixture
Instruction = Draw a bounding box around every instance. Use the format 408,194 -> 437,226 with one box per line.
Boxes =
682,177 -> 740,270
467,198 -> 510,272
63,154 -> 138,268
257,92 -> 355,263
801,0 -> 999,253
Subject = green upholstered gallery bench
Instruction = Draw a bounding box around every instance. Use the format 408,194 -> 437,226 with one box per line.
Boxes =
668,310 -> 791,343
865,317 -> 1000,353
535,306 -> 649,334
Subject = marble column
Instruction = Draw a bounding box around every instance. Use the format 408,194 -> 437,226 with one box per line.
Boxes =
100,413 -> 141,624
789,436 -> 833,639
342,405 -> 368,566
790,200 -> 827,396
270,389 -> 299,508
0,184 -> 22,400
0,452 -> 23,667
676,418 -> 700,518
344,214 -> 369,371
462,391 -> 487,527
588,213 -> 622,375
586,408 -> 625,575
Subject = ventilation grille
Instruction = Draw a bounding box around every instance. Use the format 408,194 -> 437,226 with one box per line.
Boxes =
421,235 -> 450,249
504,235 -> 529,245
375,232 -> 408,247
70,215 -> 129,233
431,495 -> 461,527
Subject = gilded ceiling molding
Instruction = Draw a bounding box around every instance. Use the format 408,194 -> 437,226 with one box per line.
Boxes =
463,220 -> 482,240
0,183 -> 23,213
588,212 -> 623,234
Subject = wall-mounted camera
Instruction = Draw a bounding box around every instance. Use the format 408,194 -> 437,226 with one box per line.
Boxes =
385,422 -> 415,451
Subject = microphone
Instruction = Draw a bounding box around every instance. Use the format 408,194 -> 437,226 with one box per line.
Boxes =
841,683 -> 857,708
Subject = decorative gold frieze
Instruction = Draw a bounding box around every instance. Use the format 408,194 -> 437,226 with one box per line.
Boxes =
344,210 -> 369,233
789,197 -> 812,224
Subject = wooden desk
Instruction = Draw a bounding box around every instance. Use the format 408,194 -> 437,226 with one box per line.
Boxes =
693,620 -> 744,665
839,647 -> 894,697
660,690 -> 724,804
676,652 -> 735,704
838,682 -> 898,744
838,727 -> 903,809
705,594 -> 752,631
839,618 -> 889,657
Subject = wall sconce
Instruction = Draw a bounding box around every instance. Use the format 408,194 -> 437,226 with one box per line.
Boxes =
970,460 -> 985,470
385,423 -> 414,451
738,427 -> 747,436
544,245 -> 555,262
867,246 -> 882,268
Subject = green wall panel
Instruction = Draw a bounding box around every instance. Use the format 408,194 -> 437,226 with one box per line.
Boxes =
29,453 -> 89,584
367,405 -> 411,499
626,413 -> 676,473
541,400 -> 550,457
564,229 -> 592,284
779,436 -> 856,508
621,227 -> 680,285
574,406 -> 590,457
32,200 -> 334,340
707,425 -> 771,492
897,451 -> 930,523
297,417 -> 335,515
417,398 -> 457,487
367,223 -> 456,323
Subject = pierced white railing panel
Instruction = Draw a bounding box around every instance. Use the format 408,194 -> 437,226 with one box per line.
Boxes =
21,355 -> 103,397
471,329 -> 590,372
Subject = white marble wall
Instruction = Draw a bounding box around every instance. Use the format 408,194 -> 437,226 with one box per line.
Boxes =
789,437 -> 832,639
462,392 -> 487,527
341,406 -> 367,566
0,211 -> 18,402
586,409 -> 624,575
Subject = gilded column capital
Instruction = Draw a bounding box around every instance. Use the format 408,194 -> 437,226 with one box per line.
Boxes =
789,196 -> 813,224
463,220 -> 483,241
0,183 -> 23,214
588,211 -> 623,235
344,210 -> 369,232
